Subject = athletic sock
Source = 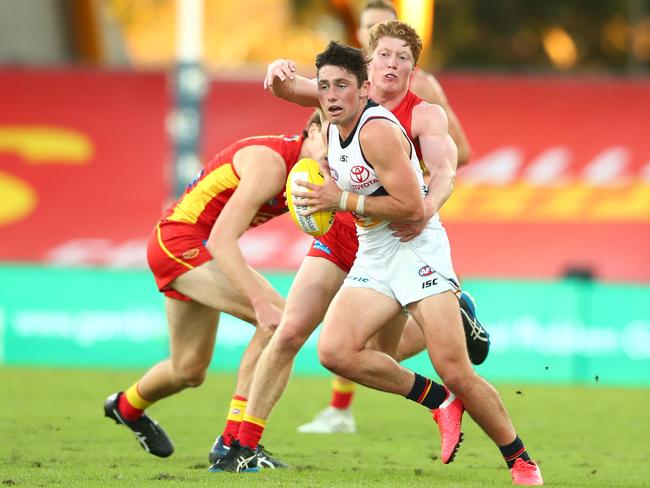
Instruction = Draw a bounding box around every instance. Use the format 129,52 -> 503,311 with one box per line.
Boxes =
238,414 -> 266,451
499,435 -> 531,468
120,382 -> 152,421
221,395 -> 247,447
405,372 -> 447,409
330,377 -> 355,410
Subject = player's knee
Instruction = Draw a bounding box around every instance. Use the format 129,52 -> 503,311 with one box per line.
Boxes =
437,364 -> 475,394
318,343 -> 349,376
181,368 -> 208,387
274,323 -> 310,355
173,361 -> 209,387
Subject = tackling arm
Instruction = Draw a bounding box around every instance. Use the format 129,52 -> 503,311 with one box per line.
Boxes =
411,102 -> 457,217
410,71 -> 471,167
264,59 -> 320,107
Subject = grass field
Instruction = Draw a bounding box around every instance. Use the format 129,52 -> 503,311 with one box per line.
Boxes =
1,367 -> 649,487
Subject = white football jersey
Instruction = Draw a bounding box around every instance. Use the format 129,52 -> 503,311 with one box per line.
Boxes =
327,100 -> 429,235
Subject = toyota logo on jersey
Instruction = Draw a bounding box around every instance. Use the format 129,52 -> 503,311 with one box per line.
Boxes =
350,165 -> 370,183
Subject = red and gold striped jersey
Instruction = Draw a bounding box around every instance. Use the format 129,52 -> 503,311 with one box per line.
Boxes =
162,134 -> 304,230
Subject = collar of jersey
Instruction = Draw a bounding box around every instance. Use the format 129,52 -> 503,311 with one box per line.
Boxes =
337,99 -> 380,149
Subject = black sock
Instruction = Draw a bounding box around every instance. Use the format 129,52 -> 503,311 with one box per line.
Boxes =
499,436 -> 531,468
405,372 -> 447,409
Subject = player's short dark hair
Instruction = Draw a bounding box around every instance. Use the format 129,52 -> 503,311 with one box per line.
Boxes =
362,0 -> 397,18
315,41 -> 368,87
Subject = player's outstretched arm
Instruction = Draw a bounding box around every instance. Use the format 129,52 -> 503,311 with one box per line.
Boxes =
206,146 -> 286,331
264,59 -> 320,107
388,104 -> 457,241
411,71 -> 471,167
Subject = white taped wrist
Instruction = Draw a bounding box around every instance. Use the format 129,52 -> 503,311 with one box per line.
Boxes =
338,191 -> 349,211
355,195 -> 365,215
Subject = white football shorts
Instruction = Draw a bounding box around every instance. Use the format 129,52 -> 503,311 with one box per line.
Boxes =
343,224 -> 459,306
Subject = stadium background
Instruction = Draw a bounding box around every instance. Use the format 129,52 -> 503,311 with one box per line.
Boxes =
1,0 -> 648,387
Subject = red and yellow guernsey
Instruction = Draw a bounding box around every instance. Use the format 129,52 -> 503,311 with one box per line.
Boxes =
390,90 -> 423,162
161,134 -> 304,229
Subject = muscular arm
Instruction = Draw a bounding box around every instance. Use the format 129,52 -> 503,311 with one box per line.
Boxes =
410,70 -> 471,167
297,119 -> 424,223
206,145 -> 286,329
357,121 -> 425,223
264,59 -> 320,107
411,102 -> 457,217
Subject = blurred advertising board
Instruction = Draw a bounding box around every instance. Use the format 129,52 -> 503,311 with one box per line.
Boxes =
0,69 -> 170,267
1,70 -> 649,281
1,265 -> 649,386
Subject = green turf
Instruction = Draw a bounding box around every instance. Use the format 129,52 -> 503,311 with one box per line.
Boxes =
1,367 -> 649,487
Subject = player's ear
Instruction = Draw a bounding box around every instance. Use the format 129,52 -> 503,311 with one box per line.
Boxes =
360,79 -> 370,98
307,122 -> 320,139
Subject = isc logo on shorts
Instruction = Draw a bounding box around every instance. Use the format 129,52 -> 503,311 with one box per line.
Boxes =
421,278 -> 438,289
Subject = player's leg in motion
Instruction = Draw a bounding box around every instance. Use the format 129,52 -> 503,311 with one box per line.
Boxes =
104,297 -> 218,457
208,257 -> 346,472
104,259 -> 282,458
408,291 -> 542,484
318,288 -> 464,463
299,291 -> 490,434
296,314 -> 406,434
181,262 -> 284,458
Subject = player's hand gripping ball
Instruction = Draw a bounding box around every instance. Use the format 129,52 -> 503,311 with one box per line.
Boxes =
286,158 -> 335,237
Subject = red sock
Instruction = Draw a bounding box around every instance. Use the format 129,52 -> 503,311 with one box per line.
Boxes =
330,379 -> 355,410
238,415 -> 266,451
222,395 -> 247,447
118,393 -> 144,421
222,421 -> 240,446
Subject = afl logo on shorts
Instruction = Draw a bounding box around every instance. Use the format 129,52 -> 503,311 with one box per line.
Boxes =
182,248 -> 200,260
418,265 -> 434,277
350,165 -> 370,183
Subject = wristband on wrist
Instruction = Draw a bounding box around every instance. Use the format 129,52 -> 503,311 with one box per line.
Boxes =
347,193 -> 359,212
338,191 -> 349,211
355,195 -> 366,215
